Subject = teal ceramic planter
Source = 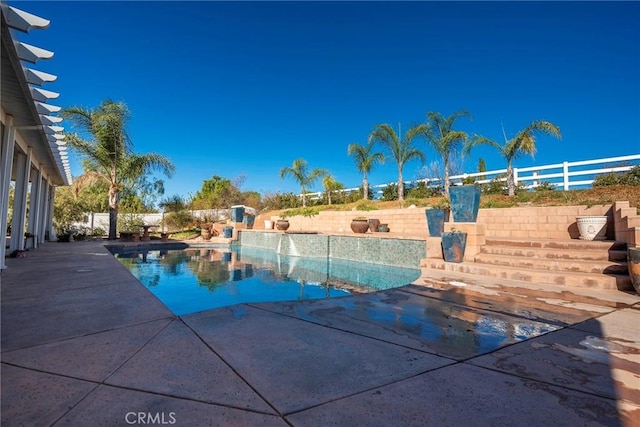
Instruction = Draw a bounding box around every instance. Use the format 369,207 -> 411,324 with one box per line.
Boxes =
450,186 -> 481,222
425,209 -> 450,237
441,232 -> 467,263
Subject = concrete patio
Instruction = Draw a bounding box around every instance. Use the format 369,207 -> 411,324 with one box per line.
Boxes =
1,240 -> 639,426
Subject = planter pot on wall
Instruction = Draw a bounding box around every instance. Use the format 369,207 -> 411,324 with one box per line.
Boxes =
351,219 -> 370,233
368,218 -> 381,233
628,247 -> 640,295
378,224 -> 390,232
276,220 -> 290,231
450,186 -> 481,222
264,220 -> 274,230
425,209 -> 450,237
576,216 -> 608,241
441,232 -> 467,263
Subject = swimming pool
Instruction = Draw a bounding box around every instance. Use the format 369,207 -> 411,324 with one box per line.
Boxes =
112,245 -> 421,315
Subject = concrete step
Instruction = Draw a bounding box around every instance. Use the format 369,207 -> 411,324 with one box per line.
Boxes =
420,259 -> 632,291
479,245 -> 627,262
484,237 -> 627,251
473,253 -> 628,275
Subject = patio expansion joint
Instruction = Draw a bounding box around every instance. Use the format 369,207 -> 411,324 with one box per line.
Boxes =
177,316 -> 285,418
0,316 -> 176,354
459,359 -> 621,404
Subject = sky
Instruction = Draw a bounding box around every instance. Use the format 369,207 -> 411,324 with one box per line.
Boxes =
14,1 -> 640,200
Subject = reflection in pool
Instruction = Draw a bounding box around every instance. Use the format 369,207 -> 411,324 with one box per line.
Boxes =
113,246 -> 421,315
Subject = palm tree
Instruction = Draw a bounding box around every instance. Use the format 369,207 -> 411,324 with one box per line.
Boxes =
279,158 -> 327,207
465,120 -> 562,196
347,141 -> 385,200
420,110 -> 472,198
322,175 -> 343,205
62,100 -> 175,239
368,123 -> 425,201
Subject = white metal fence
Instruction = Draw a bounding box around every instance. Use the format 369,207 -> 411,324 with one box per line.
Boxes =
306,153 -> 640,200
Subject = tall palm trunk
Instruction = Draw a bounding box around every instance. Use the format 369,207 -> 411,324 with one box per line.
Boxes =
398,167 -> 404,201
362,174 -> 369,200
108,184 -> 119,240
506,163 -> 515,196
444,154 -> 450,197
301,188 -> 307,207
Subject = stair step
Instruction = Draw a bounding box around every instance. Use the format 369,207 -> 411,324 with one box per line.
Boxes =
473,253 -> 628,274
420,260 -> 632,291
485,237 -> 627,251
479,245 -> 627,262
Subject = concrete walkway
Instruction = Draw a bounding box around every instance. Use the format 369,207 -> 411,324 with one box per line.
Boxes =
1,241 -> 639,426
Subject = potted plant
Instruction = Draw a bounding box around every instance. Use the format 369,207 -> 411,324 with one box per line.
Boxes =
351,217 -> 369,233
449,184 -> 481,222
368,218 -> 381,233
628,246 -> 640,295
441,228 -> 467,263
378,223 -> 390,232
276,215 -> 290,231
576,216 -> 608,240
425,198 -> 450,237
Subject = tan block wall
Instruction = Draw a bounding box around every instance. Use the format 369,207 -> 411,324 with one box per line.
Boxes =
255,202 -> 637,242
257,207 -> 430,238
477,204 -> 614,240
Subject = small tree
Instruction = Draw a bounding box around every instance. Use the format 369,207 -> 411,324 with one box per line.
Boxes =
347,141 -> 385,200
420,110 -> 471,198
279,158 -> 327,207
322,175 -> 343,205
368,123 -> 425,201
466,120 -> 562,196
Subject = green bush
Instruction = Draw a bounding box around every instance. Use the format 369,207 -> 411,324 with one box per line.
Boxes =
91,227 -> 106,237
381,183 -> 398,201
262,192 -> 301,210
593,165 -> 640,187
482,177 -> 506,195
406,181 -> 440,198
533,181 -> 557,192
355,202 -> 379,211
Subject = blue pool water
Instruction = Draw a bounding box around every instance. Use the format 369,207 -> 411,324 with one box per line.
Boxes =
112,245 -> 421,315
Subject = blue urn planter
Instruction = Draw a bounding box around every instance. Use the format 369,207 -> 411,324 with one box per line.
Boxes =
441,231 -> 467,263
450,186 -> 481,222
425,209 -> 450,237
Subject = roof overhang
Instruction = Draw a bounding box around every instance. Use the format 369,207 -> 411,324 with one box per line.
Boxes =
1,3 -> 71,185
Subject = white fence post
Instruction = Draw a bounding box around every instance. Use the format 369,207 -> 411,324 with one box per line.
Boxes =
563,161 -> 569,191
513,168 -> 518,188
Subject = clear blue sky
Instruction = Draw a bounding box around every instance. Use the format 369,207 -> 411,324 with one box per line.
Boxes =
17,1 -> 640,199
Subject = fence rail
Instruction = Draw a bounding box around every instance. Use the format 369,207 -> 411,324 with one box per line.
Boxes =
306,153 -> 640,200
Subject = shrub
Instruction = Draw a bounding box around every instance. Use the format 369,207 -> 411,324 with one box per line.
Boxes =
262,192 -> 301,210
355,202 -> 378,211
534,181 -> 557,192
381,183 -> 398,201
91,227 -> 106,237
482,177 -> 506,195
406,181 -> 440,199
164,210 -> 195,232
593,166 -> 640,187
